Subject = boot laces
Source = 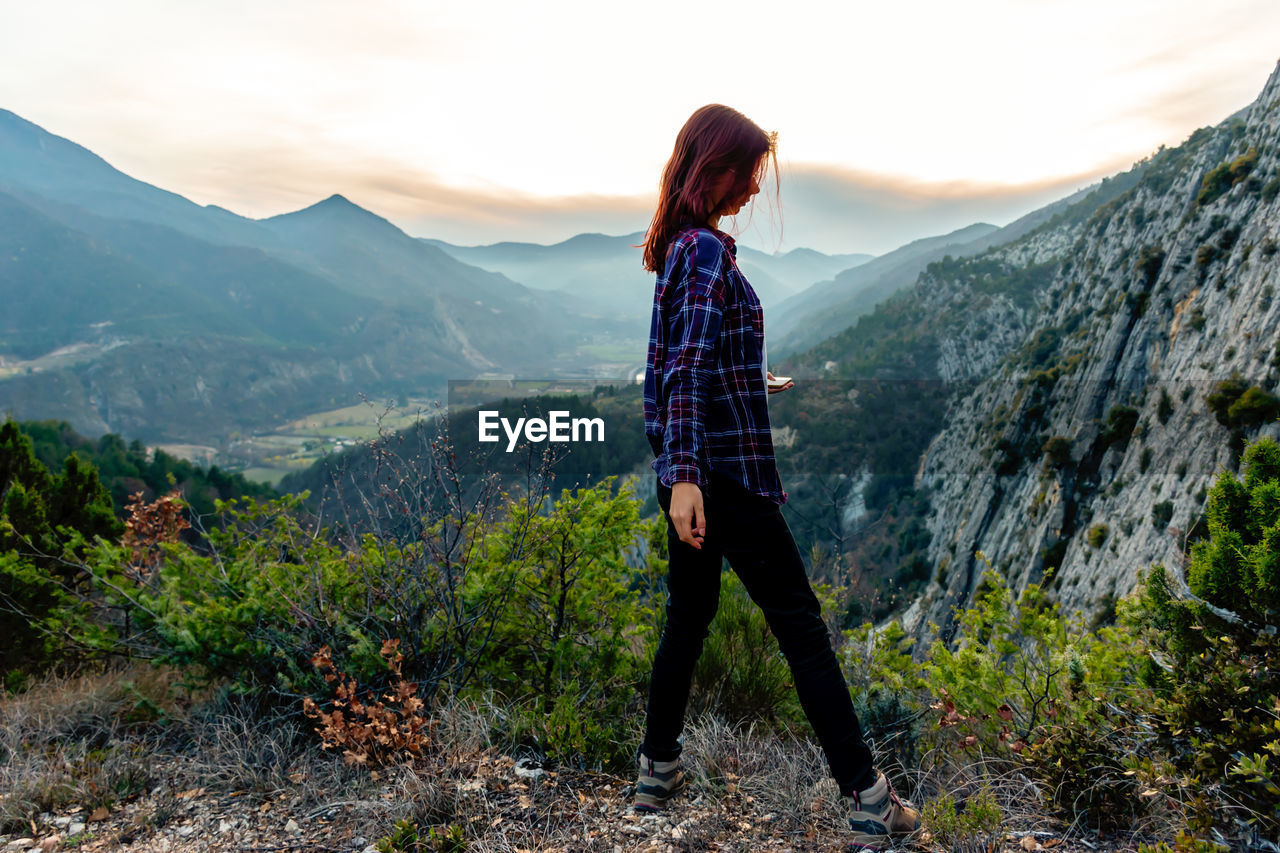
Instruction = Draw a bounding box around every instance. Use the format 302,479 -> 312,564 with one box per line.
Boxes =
885,776 -> 905,813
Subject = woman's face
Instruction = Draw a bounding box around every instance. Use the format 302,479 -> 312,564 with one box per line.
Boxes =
709,156 -> 763,219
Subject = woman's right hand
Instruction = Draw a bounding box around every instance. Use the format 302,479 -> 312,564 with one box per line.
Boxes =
669,482 -> 706,549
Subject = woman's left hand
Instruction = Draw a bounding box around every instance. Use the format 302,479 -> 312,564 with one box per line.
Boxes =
766,371 -> 794,394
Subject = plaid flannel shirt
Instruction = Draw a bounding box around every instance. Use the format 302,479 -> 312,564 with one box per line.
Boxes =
644,225 -> 788,505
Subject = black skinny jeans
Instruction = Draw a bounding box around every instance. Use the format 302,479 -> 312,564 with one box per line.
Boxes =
641,469 -> 876,795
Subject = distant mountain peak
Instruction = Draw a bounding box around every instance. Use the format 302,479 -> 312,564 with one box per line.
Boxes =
265,193 -> 403,236
318,193 -> 357,207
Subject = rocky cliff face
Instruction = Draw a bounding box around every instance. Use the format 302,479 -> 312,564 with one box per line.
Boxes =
894,62 -> 1280,642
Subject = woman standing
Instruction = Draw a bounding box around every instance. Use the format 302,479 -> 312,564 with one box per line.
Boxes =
636,104 -> 920,849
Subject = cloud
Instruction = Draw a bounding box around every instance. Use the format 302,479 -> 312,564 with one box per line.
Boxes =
160,138 -> 1123,255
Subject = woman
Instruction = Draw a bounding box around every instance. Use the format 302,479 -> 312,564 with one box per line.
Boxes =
636,104 -> 920,849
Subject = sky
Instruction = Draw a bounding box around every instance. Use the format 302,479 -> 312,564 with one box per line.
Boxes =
2,0 -> 1278,255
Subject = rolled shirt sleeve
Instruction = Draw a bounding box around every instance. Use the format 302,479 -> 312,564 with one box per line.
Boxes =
659,232 -> 727,488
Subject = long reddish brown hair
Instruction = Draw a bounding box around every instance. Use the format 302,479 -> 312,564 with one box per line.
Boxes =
641,104 -> 779,273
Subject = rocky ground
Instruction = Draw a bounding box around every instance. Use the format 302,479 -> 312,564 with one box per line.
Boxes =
1,748 -> 1149,853
1,664 -> 1204,853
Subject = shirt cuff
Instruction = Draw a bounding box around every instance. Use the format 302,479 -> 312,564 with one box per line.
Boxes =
661,463 -> 707,489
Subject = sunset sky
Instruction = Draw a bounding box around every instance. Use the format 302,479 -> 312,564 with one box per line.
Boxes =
3,0 -> 1278,254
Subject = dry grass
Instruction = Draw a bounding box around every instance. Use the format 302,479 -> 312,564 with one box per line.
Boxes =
0,661 -> 184,833
0,667 -> 1174,852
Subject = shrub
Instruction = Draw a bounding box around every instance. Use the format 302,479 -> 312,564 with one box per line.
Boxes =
1130,437 -> 1280,836
1197,148 -> 1257,206
1195,244 -> 1220,269
1086,524 -> 1109,548
923,562 -> 1149,830
1157,388 -> 1175,425
1151,500 -> 1174,530
464,476 -> 661,765
921,786 -> 1003,853
1136,244 -> 1166,289
1206,378 -> 1280,429
1185,306 -> 1207,331
1041,436 -> 1072,468
303,640 -> 436,768
1,419 -> 121,679
1101,405 -> 1139,447
78,435 -> 665,770
1227,386 -> 1280,428
1138,834 -> 1229,853
376,819 -> 466,853
840,620 -> 926,770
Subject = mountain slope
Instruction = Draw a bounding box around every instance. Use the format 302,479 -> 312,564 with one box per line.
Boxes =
0,191 -> 251,356
768,222 -> 1000,355
0,111 -> 592,371
0,111 -> 620,441
0,109 -> 282,249
259,194 -> 589,367
7,191 -> 381,347
873,62 -> 1280,642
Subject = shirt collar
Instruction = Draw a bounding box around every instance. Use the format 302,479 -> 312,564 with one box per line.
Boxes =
714,228 -> 737,257
682,221 -> 737,257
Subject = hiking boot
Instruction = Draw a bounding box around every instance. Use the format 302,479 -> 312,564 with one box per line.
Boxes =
845,769 -> 920,850
632,751 -> 686,812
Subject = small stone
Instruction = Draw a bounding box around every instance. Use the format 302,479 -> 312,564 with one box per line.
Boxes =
350,837 -> 367,848
218,820 -> 233,834
513,759 -> 546,780
176,825 -> 195,838
362,846 -> 379,853
284,819 -> 301,836
67,822 -> 85,836
52,817 -> 71,830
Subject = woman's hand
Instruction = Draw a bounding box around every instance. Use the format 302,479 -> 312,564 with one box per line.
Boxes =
669,482 -> 706,549
766,371 -> 794,394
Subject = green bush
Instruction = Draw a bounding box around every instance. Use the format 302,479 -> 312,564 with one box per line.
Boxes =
1086,524 -> 1109,548
1041,436 -> 1072,468
1136,244 -> 1166,289
920,562 -> 1147,830
1138,833 -> 1229,853
1130,437 -> 1280,835
921,786 -> 1002,853
1101,405 -> 1139,447
1197,148 -> 1257,206
1157,388 -> 1175,425
463,477 -> 661,766
848,436 -> 1280,842
840,620 -> 926,769
1,419 -> 121,680
82,468 -> 664,770
1206,379 -> 1280,429
376,819 -> 466,853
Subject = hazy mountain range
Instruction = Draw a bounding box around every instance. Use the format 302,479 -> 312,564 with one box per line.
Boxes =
0,107 -> 979,445
424,233 -> 873,332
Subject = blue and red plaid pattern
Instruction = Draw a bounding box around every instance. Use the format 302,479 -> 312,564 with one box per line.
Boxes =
644,225 -> 788,505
